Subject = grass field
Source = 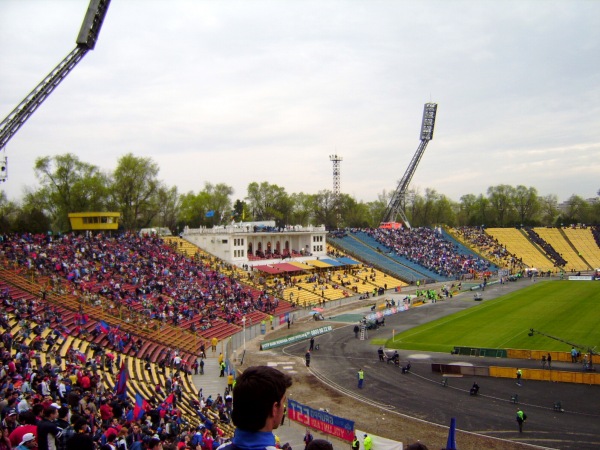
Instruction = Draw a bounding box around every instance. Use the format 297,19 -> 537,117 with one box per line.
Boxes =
387,281 -> 600,353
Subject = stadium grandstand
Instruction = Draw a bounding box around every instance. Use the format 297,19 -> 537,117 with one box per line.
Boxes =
1,224 -> 599,448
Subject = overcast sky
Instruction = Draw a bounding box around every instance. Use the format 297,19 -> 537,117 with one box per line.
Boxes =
1,0 -> 599,206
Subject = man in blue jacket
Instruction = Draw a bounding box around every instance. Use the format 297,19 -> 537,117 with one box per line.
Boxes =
218,366 -> 292,450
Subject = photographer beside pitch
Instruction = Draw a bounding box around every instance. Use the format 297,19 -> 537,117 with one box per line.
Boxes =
219,366 -> 293,450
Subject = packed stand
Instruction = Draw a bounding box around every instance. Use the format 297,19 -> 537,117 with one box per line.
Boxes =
0,290 -> 234,450
361,227 -> 493,279
453,227 -> 525,271
0,232 -> 281,330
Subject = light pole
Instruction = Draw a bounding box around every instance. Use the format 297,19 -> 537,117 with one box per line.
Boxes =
242,316 -> 246,350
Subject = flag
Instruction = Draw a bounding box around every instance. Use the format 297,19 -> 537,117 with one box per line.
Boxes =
164,393 -> 175,404
99,320 -> 110,334
134,393 -> 149,420
114,362 -> 128,401
205,210 -> 215,218
76,352 -> 86,364
446,417 -> 457,450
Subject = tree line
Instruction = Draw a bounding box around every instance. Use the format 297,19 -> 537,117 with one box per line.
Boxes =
0,153 -> 599,233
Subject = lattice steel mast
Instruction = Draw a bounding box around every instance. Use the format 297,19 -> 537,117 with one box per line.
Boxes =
329,154 -> 343,198
0,0 -> 111,182
381,103 -> 437,228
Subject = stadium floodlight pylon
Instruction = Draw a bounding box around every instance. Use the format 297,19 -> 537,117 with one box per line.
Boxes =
0,0 -> 111,181
381,103 -> 437,229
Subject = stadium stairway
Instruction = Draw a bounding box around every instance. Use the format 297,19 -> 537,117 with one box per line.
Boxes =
191,356 -> 229,399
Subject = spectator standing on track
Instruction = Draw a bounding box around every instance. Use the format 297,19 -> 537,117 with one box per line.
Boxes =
357,369 -> 364,389
516,368 -> 522,386
303,430 -> 314,450
212,337 -> 218,353
352,435 -> 360,450
363,434 -> 372,450
309,337 -> 314,352
541,355 -> 546,369
354,325 -> 360,338
547,353 -> 552,369
516,409 -> 527,433
305,351 -> 311,368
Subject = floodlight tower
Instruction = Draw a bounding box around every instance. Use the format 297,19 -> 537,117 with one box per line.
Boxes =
0,0 -> 111,182
381,103 -> 437,228
329,154 -> 343,198
329,153 -> 343,225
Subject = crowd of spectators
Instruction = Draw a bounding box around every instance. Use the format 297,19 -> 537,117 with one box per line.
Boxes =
591,226 -> 600,248
0,286 -> 234,450
0,233 -> 282,331
523,228 -> 567,267
453,227 -> 525,271
360,227 -> 494,279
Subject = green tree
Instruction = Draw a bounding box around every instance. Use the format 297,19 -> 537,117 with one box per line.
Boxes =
204,182 -> 234,224
487,185 -> 515,227
339,194 -> 372,228
312,190 -> 337,228
539,194 -> 560,226
457,194 -> 478,226
289,193 -> 314,226
0,192 -> 20,232
13,208 -> 51,234
474,194 -> 491,227
178,190 -> 210,228
368,191 -> 391,227
155,185 -> 180,232
232,199 -> 249,222
109,153 -> 160,230
33,153 -> 108,230
246,182 -> 290,226
560,195 -> 591,225
432,194 -> 457,226
511,185 -> 540,225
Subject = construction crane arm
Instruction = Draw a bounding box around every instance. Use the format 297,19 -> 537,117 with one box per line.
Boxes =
0,47 -> 88,150
0,0 -> 111,153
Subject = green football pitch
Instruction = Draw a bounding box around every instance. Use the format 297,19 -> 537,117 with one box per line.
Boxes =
386,281 -> 600,353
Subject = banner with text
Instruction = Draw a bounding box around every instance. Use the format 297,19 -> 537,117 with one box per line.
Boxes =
260,326 -> 333,350
288,399 -> 355,442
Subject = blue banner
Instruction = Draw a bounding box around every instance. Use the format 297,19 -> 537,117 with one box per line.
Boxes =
288,399 -> 354,442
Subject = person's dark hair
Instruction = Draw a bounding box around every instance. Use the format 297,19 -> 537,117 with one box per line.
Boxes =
58,406 -> 69,419
43,406 -> 58,417
148,437 -> 162,449
231,366 -> 292,431
32,404 -> 44,416
19,411 -> 37,425
74,418 -> 89,432
306,439 -> 333,450
406,443 -> 429,450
